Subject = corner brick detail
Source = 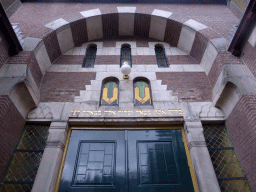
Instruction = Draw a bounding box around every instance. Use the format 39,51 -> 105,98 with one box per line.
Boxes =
226,95 -> 256,191
0,95 -> 25,181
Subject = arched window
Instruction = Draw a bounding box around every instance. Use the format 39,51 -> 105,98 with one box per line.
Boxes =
83,44 -> 97,68
120,44 -> 132,67
134,78 -> 152,106
155,45 -> 168,67
101,78 -> 119,106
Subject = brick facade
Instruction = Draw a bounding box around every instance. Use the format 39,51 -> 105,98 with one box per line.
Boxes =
241,41 -> 256,79
0,95 -> 25,181
156,72 -> 212,102
226,95 -> 256,191
0,29 -> 9,69
40,72 -> 96,102
6,51 -> 43,87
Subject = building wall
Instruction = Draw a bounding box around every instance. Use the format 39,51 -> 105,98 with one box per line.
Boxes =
226,95 -> 256,191
0,29 -> 9,69
0,95 -> 25,181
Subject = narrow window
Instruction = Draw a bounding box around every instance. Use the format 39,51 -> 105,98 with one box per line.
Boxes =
120,45 -> 132,67
0,124 -> 50,191
83,44 -> 97,68
134,78 -> 152,106
155,45 -> 168,67
203,124 -> 251,192
101,79 -> 119,106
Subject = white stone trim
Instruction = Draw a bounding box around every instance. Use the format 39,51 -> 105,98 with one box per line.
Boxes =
80,8 -> 101,18
177,25 -> 196,54
56,24 -> 75,54
44,18 -> 69,30
184,19 -> 208,31
117,7 -> 136,13
151,9 -> 172,19
149,15 -> 168,41
119,13 -> 135,36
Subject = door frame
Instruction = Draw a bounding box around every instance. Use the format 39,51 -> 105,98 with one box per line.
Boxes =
54,125 -> 199,192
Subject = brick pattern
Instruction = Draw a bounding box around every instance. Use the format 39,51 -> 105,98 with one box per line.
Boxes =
43,31 -> 61,63
70,19 -> 88,47
53,55 -> 84,64
190,31 -> 208,63
0,95 -> 25,181
226,95 -> 256,191
40,72 -> 96,102
164,19 -> 182,47
0,30 -> 9,69
208,51 -> 244,87
241,42 -> 256,78
156,72 -> 212,102
167,55 -> 198,64
102,13 -> 119,39
95,55 -> 120,65
134,13 -> 151,38
53,55 -> 198,65
6,51 -> 43,87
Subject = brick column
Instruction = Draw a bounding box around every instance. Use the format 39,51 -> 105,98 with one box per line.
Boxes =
184,121 -> 220,192
31,122 -> 68,192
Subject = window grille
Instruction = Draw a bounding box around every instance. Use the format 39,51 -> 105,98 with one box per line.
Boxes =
120,45 -> 132,67
83,45 -> 97,68
155,45 -> 168,68
0,124 -> 50,192
203,124 -> 251,192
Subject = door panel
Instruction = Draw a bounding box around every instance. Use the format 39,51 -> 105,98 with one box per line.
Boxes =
59,131 -> 126,192
127,130 -> 194,192
59,130 -> 194,192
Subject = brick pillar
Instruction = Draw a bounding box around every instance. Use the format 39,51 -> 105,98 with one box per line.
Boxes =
184,121 -> 220,192
31,122 -> 68,192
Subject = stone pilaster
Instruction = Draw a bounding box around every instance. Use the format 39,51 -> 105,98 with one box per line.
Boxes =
184,121 -> 220,192
31,122 -> 68,192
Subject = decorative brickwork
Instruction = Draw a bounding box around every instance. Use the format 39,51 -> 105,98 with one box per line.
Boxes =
166,55 -> 198,64
164,19 -> 182,47
226,95 -> 256,191
95,55 -> 120,65
156,72 -> 212,101
70,19 -> 88,47
208,51 -> 244,87
241,42 -> 256,78
0,95 -> 25,181
43,31 -> 61,63
40,72 -> 96,102
134,13 -> 151,38
53,55 -> 84,65
190,31 -> 208,63
6,51 -> 43,87
0,30 -> 9,69
102,13 -> 119,39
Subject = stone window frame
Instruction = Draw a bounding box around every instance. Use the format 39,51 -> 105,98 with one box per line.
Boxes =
154,44 -> 169,68
100,77 -> 119,106
83,44 -> 97,68
120,44 -> 132,67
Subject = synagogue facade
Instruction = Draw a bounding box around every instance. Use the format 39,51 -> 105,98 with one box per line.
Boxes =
0,0 -> 256,191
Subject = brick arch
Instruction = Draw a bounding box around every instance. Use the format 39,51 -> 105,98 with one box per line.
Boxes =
32,8 -> 224,64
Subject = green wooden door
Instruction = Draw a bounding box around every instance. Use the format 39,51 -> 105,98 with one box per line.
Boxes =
59,130 -> 194,192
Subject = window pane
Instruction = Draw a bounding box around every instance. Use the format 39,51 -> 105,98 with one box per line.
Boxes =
83,46 -> 97,68
155,46 -> 168,68
121,46 -> 132,67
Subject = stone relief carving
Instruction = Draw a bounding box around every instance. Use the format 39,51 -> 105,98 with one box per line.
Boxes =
199,103 -> 224,118
28,105 -> 53,119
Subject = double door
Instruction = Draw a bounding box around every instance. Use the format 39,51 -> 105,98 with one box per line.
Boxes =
59,130 -> 194,192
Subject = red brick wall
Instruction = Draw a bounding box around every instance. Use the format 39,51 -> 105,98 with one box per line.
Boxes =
0,95 -> 25,181
6,51 -> 43,87
0,29 -> 9,69
40,72 -> 96,102
156,72 -> 212,101
226,95 -> 256,191
241,42 -> 256,78
208,51 -> 244,87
